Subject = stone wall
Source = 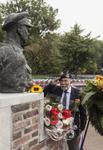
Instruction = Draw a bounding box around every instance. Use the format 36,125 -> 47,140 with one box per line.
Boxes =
0,93 -> 64,150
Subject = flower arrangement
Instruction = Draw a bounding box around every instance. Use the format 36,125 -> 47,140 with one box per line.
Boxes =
82,75 -> 103,135
44,103 -> 73,128
44,94 -> 80,141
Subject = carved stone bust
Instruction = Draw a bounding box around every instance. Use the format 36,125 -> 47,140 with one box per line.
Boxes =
0,12 -> 33,93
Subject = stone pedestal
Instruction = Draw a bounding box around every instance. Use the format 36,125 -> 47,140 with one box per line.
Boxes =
0,93 -> 44,150
0,93 -> 64,150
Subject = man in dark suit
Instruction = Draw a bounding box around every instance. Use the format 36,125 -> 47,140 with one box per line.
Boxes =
43,73 -> 87,150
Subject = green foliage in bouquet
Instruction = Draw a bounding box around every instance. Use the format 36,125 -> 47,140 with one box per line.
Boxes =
82,75 -> 103,135
44,93 -> 60,105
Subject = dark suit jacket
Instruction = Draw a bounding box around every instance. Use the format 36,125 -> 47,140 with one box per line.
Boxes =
43,84 -> 87,135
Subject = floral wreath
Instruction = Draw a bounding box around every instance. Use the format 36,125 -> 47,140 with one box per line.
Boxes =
82,75 -> 103,135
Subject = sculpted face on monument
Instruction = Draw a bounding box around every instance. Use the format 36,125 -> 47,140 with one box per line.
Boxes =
0,12 -> 33,93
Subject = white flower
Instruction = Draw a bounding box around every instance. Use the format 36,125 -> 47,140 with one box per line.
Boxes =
68,117 -> 74,126
45,104 -> 52,111
58,113 -> 63,119
63,119 -> 69,125
56,120 -> 63,129
58,104 -> 63,111
63,117 -> 74,126
44,117 -> 50,126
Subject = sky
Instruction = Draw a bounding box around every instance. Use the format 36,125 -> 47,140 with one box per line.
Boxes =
0,0 -> 103,40
45,0 -> 103,40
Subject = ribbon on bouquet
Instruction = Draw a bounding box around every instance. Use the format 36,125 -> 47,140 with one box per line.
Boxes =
45,125 -> 77,141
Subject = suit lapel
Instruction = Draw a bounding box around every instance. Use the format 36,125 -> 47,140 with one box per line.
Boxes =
69,87 -> 76,106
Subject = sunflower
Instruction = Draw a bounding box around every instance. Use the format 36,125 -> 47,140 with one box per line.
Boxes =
28,85 -> 43,93
95,75 -> 103,89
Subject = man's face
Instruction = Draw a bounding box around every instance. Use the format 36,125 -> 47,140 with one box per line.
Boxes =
60,77 -> 71,91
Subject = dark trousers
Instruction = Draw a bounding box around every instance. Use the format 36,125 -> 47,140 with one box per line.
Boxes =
67,133 -> 83,150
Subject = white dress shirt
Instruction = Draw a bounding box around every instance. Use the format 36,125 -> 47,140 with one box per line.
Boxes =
61,86 -> 71,109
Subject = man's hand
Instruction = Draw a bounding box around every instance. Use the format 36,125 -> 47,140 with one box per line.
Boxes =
50,78 -> 60,86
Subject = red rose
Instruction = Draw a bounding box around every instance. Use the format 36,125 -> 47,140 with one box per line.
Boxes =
62,109 -> 72,119
50,107 -> 59,116
50,119 -> 58,125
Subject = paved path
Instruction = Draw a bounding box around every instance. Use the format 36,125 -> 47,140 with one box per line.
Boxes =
84,124 -> 103,150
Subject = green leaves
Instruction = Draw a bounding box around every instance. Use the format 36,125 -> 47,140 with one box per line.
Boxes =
82,91 -> 96,105
81,77 -> 103,135
59,24 -> 99,74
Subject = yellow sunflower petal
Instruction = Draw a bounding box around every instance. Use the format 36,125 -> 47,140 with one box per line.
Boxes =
30,85 -> 43,93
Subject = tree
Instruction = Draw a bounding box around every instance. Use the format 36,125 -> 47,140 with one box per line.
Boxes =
94,40 -> 103,74
59,24 -> 98,75
25,33 -> 62,74
0,13 -> 4,42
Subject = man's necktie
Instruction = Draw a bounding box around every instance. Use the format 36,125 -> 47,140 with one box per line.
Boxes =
63,90 -> 67,109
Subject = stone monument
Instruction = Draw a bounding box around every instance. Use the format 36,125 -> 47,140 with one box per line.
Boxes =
0,12 -> 33,93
